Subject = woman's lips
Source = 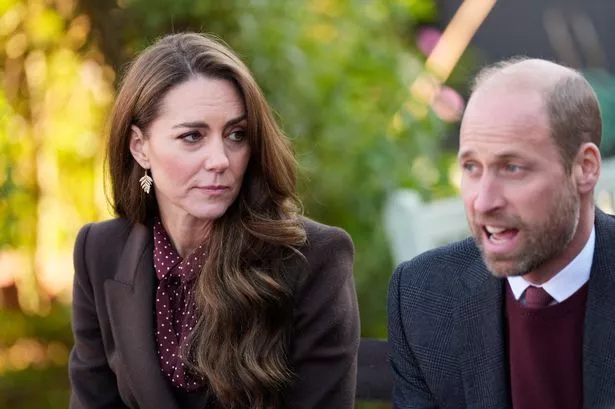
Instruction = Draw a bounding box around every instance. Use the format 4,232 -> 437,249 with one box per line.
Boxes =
195,185 -> 230,195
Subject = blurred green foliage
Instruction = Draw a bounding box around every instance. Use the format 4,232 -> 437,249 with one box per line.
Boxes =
0,0 -> 459,407
0,304 -> 72,408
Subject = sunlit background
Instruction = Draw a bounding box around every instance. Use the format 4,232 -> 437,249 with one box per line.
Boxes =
1,0 -> 614,407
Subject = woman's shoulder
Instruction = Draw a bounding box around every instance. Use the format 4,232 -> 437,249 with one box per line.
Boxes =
76,218 -> 135,248
289,217 -> 355,304
300,216 -> 353,253
294,217 -> 354,283
74,218 -> 142,279
80,217 -> 133,236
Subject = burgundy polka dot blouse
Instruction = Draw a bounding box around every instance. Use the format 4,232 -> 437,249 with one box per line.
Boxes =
153,219 -> 206,391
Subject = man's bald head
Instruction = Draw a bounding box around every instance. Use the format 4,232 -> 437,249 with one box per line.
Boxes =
471,57 -> 576,93
466,57 -> 602,172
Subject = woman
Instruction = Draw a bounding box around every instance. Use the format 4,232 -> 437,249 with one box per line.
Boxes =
69,33 -> 359,409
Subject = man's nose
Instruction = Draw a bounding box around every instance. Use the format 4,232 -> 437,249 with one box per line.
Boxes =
473,176 -> 506,215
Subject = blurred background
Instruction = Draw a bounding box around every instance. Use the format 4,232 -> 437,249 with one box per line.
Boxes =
1,0 -> 614,408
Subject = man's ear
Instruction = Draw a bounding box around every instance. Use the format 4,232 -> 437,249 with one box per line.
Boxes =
573,142 -> 601,195
129,125 -> 150,169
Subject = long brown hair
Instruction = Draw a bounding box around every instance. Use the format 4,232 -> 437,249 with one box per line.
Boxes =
106,33 -> 307,408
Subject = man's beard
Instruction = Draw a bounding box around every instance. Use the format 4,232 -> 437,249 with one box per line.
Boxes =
470,183 -> 580,278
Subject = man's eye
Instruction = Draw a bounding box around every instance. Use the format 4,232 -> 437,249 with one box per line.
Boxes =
505,164 -> 523,173
462,162 -> 477,172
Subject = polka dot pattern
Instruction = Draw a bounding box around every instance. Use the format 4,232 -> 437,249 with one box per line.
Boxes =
153,219 -> 205,391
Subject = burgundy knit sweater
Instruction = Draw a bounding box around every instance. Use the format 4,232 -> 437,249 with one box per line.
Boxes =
506,282 -> 588,409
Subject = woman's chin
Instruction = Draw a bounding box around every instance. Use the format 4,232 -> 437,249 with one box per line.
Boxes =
184,205 -> 231,222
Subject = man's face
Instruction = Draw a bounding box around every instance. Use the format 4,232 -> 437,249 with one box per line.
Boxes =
458,87 -> 580,277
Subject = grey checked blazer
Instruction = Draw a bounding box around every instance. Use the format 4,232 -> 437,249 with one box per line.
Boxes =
388,209 -> 615,409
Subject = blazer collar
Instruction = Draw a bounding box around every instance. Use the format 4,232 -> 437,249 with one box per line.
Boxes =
454,256 -> 510,409
104,223 -> 182,409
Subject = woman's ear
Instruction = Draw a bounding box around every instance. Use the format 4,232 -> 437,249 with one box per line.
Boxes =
129,125 -> 150,169
573,142 -> 601,195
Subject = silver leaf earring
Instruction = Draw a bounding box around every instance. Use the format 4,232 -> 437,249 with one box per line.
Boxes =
139,169 -> 153,194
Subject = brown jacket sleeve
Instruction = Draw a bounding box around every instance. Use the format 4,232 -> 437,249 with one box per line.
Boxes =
69,224 -> 128,409
284,221 -> 360,409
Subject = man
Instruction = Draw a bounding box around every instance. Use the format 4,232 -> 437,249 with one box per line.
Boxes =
388,58 -> 615,409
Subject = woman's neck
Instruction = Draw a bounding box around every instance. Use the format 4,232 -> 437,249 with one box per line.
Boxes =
159,212 -> 211,258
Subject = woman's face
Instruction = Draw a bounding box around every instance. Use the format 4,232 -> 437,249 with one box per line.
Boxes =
130,75 -> 251,225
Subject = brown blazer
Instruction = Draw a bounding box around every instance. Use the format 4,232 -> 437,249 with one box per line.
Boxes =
69,217 -> 359,409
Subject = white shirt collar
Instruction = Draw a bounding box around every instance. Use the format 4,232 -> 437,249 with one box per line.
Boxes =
507,226 -> 595,303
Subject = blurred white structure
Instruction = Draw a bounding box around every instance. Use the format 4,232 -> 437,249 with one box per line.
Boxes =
384,157 -> 615,265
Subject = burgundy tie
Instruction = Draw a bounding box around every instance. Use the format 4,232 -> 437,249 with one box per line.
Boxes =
524,286 -> 553,308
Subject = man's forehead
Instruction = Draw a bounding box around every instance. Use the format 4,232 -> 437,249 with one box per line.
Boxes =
458,118 -> 558,163
458,144 -> 546,160
461,90 -> 548,133
469,83 -> 544,108
459,94 -> 553,154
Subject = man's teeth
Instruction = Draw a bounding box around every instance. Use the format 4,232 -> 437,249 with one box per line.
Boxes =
485,226 -> 507,234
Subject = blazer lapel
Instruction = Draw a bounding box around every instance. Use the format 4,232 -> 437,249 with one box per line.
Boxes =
104,223 -> 181,409
455,260 -> 510,409
583,210 -> 615,409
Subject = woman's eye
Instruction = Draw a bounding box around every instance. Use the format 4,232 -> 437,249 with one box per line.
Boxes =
228,130 -> 246,142
181,132 -> 201,143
